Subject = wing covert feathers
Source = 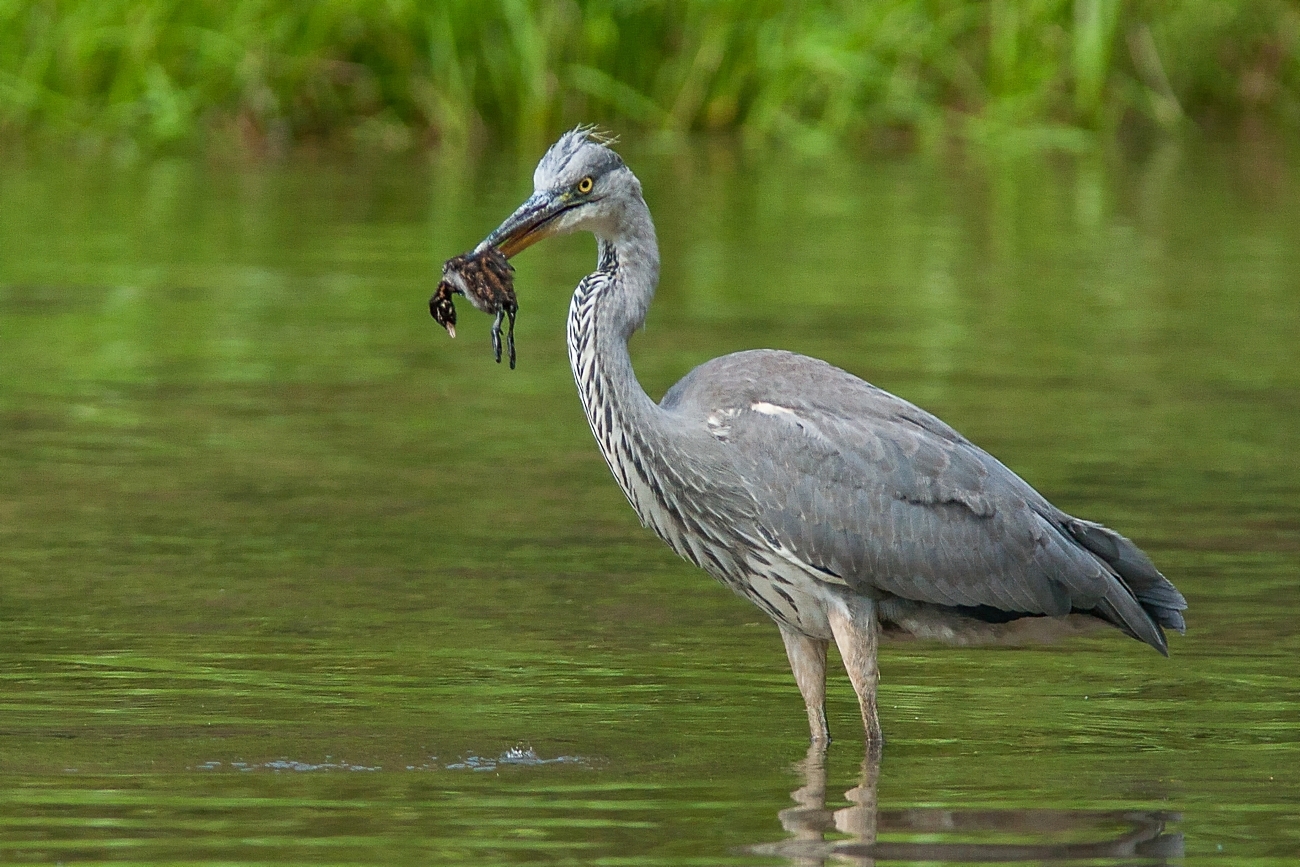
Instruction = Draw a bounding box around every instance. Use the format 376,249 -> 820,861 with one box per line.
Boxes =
661,349 -> 1186,654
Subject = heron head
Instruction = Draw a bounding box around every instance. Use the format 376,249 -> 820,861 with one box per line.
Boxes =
480,127 -> 640,257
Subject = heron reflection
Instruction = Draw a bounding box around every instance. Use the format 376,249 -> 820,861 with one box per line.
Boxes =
748,746 -> 1183,865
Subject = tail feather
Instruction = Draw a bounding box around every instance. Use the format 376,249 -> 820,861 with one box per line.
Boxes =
1094,584 -> 1169,656
1065,517 -> 1187,636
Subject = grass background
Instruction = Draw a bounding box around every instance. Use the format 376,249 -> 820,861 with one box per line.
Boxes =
1,0 -> 1297,154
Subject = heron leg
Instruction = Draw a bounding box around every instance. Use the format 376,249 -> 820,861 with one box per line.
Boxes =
827,596 -> 883,750
779,626 -> 830,744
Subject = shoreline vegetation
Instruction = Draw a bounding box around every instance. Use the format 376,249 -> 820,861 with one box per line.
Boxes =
2,0 -> 1298,156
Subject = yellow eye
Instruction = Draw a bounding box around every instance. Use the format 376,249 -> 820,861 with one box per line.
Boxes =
577,176 -> 594,194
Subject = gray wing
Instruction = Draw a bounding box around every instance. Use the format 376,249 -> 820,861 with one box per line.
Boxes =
662,350 -> 1186,651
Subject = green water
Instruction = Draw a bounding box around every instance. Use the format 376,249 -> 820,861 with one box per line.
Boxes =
1,135 -> 1297,864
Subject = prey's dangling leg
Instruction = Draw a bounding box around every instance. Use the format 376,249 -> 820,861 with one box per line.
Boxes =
490,310 -> 505,363
505,307 -> 517,369
779,626 -> 830,744
827,595 -> 883,754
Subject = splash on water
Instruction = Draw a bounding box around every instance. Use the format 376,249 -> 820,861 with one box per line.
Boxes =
443,745 -> 586,771
194,746 -> 586,773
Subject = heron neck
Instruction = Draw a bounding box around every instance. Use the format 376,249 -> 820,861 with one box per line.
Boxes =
567,201 -> 666,499
598,194 -> 659,339
576,231 -> 658,402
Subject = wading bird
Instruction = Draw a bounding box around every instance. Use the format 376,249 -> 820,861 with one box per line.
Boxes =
477,129 -> 1186,746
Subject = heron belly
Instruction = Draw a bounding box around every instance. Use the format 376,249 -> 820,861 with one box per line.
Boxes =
696,550 -> 837,639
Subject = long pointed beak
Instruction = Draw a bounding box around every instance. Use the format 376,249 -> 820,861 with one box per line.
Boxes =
477,191 -> 573,258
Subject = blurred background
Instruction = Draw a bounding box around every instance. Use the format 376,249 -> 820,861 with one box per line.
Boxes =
1,0 -> 1298,155
1,2 -> 1298,865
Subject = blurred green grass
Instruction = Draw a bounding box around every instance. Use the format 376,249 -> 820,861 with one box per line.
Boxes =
1,0 -> 1297,153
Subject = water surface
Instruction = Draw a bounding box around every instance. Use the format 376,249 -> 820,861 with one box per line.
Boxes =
1,135 -> 1298,864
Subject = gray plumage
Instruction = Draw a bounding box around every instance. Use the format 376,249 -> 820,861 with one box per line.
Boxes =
480,128 -> 1187,745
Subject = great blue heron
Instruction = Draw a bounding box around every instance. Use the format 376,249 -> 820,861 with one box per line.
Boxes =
475,128 -> 1187,745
